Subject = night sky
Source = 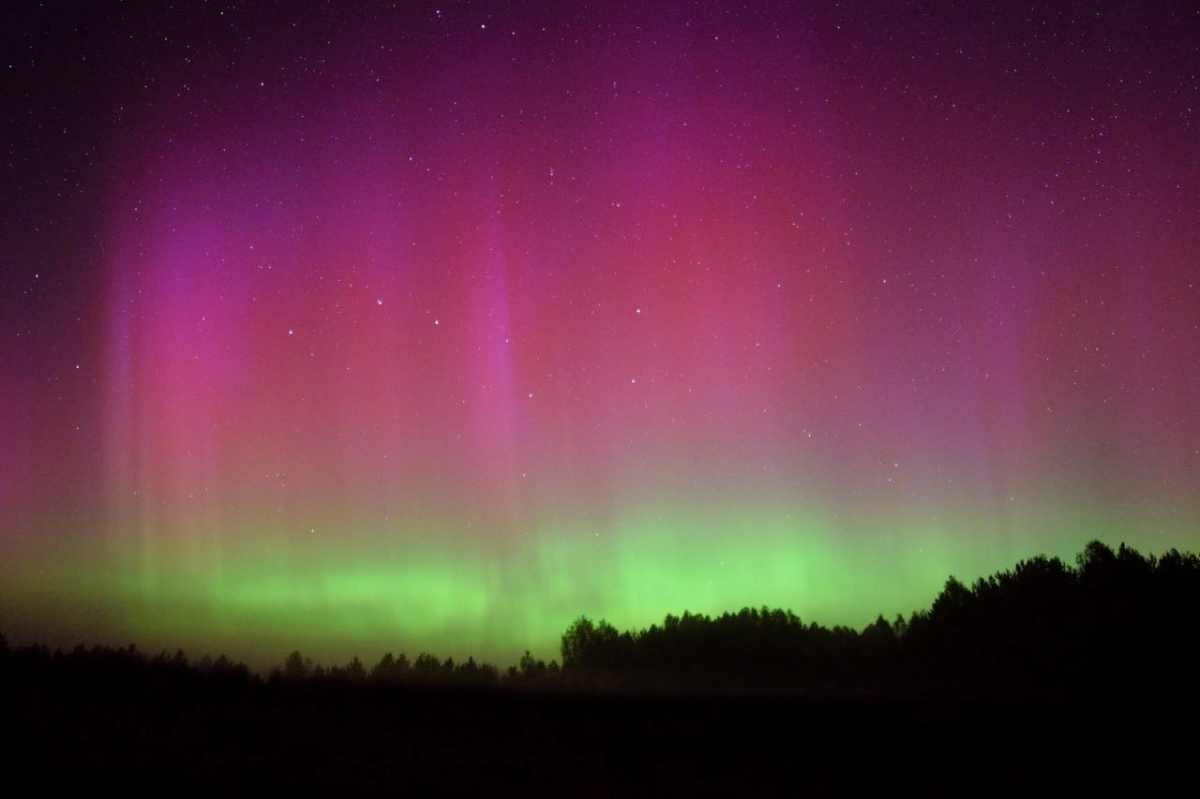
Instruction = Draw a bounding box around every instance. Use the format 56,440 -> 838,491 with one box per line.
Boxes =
3,1 -> 1197,670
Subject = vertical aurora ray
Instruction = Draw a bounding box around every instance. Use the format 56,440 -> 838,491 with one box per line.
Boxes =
1,2 -> 1197,669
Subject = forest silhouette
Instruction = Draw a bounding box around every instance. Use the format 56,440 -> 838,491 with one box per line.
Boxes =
4,540 -> 1198,792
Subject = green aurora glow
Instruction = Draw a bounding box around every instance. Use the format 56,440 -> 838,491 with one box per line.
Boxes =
3,2 -> 1197,673
2,494 -> 1184,671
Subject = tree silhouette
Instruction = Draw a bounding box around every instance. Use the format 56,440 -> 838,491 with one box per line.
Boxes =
281,650 -> 312,681
371,652 -> 411,682
412,652 -> 444,681
4,538 -> 1195,706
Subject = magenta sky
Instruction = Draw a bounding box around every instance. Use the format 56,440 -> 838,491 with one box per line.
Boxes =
2,2 -> 1197,667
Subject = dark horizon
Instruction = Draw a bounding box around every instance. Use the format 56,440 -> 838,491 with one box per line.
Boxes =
4,538 -> 1197,686
6,537 -> 1199,793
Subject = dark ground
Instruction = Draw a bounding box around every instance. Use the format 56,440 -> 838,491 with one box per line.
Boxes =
7,675 -> 1193,796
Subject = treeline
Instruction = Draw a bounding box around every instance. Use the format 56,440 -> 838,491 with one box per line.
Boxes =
0,638 -> 558,692
558,540 -> 1200,697
270,648 -> 560,687
2,540 -> 1198,698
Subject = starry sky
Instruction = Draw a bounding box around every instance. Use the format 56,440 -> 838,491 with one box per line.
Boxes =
2,1 -> 1198,670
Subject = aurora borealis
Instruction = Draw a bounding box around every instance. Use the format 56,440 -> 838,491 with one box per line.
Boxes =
2,2 -> 1198,670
